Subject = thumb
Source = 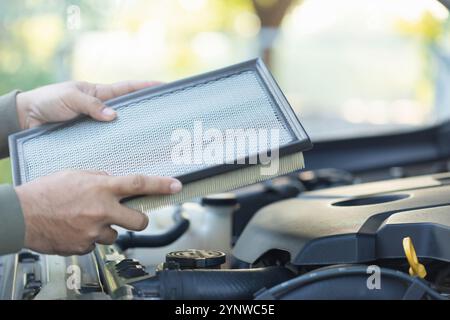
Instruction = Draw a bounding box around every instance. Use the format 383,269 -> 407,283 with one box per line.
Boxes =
69,92 -> 117,122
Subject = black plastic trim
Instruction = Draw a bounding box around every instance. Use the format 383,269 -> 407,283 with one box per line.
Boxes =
304,121 -> 450,173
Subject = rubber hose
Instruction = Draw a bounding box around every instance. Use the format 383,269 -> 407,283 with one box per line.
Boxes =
255,265 -> 447,300
132,266 -> 295,300
115,208 -> 189,250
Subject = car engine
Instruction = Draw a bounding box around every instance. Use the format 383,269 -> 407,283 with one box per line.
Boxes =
2,165 -> 450,300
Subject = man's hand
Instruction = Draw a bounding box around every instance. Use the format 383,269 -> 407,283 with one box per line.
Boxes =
14,171 -> 182,256
16,80 -> 158,129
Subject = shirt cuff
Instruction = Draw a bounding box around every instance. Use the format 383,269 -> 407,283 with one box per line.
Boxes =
0,90 -> 22,159
0,184 -> 25,254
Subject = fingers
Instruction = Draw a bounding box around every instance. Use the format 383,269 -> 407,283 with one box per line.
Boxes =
70,80 -> 159,122
107,175 -> 182,198
110,206 -> 149,231
93,80 -> 160,101
96,227 -> 118,245
70,92 -> 117,122
83,170 -> 110,176
100,174 -> 181,232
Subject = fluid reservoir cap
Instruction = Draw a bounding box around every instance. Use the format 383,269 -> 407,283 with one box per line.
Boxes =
201,193 -> 237,206
165,249 -> 226,269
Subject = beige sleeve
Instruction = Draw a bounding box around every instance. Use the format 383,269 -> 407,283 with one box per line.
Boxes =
0,184 -> 25,254
0,90 -> 21,159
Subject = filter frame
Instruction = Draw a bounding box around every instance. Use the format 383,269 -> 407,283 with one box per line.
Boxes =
9,58 -> 312,186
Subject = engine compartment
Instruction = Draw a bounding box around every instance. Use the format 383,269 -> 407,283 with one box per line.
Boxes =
2,162 -> 450,300
234,173 -> 450,266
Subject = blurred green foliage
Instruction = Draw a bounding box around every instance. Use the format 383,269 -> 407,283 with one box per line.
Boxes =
0,159 -> 12,184
0,0 -> 256,183
0,1 -> 102,183
395,10 -> 449,118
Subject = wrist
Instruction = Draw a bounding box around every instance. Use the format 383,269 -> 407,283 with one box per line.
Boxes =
16,91 -> 31,130
14,185 -> 33,248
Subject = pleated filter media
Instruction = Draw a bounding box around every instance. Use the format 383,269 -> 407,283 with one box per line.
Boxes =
9,59 -> 312,212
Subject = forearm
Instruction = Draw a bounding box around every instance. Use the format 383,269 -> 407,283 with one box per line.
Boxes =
0,184 -> 24,254
0,90 -> 21,159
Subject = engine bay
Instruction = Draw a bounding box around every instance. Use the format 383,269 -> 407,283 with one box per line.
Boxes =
2,157 -> 450,300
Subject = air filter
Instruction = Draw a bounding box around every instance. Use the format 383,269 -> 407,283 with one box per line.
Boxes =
9,59 -> 312,212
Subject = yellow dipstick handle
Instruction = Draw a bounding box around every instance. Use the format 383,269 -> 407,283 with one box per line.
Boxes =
403,237 -> 427,279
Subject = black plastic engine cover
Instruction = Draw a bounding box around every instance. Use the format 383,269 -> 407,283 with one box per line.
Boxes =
233,173 -> 450,265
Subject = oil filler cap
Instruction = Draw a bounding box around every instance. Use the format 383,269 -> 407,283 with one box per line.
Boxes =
165,249 -> 226,269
